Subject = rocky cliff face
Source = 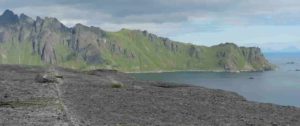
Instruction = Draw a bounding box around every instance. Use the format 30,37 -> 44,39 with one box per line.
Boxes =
0,10 -> 274,72
213,43 -> 273,72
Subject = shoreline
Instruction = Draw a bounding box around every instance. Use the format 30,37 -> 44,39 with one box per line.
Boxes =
124,69 -> 266,74
0,64 -> 272,74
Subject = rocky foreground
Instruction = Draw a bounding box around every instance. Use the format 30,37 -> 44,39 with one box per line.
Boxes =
0,65 -> 299,126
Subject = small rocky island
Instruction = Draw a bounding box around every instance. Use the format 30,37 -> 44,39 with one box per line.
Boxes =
0,65 -> 299,126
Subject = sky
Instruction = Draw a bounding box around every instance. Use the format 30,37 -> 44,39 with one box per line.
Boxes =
0,0 -> 300,52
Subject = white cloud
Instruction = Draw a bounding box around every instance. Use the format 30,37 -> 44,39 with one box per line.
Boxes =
100,22 -> 182,36
246,42 -> 300,52
60,19 -> 88,27
1,0 -> 300,52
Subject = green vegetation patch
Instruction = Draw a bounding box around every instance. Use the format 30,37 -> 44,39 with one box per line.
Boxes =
0,98 -> 59,108
0,41 -> 43,66
111,83 -> 124,88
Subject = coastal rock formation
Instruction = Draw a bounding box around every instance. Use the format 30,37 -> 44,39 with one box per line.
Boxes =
0,65 -> 299,126
0,10 -> 274,72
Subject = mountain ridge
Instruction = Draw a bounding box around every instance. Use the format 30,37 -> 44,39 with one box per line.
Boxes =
0,9 -> 274,72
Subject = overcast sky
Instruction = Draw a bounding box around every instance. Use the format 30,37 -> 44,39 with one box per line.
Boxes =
0,0 -> 300,52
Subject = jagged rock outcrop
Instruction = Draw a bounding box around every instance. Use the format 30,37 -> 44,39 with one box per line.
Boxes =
0,10 -> 274,72
213,43 -> 273,72
0,10 -> 19,25
241,47 -> 274,71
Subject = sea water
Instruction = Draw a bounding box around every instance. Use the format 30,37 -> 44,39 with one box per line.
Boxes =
132,53 -> 300,107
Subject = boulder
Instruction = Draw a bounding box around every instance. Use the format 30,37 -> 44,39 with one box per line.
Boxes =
35,73 -> 61,83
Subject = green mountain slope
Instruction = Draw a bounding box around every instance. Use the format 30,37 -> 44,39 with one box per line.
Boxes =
0,10 -> 273,72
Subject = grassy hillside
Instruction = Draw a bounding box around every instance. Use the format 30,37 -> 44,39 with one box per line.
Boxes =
0,10 -> 274,72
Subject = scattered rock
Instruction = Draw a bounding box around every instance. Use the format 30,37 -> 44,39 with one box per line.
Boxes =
35,73 -> 54,83
35,72 -> 63,83
0,65 -> 300,126
3,93 -> 9,99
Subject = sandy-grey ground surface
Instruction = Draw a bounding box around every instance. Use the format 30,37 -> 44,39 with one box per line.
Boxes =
0,65 -> 299,126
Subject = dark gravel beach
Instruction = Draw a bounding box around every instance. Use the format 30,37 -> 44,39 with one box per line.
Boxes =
0,65 -> 299,126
